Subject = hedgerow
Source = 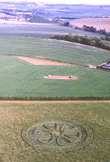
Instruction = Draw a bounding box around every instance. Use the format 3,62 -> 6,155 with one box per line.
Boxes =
0,96 -> 109,100
51,34 -> 110,51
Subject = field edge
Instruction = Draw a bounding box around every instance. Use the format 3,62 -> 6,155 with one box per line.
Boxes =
0,100 -> 110,103
0,96 -> 109,101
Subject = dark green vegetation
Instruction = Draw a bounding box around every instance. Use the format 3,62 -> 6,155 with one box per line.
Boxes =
0,35 -> 110,98
52,34 -> 110,51
82,25 -> 110,36
0,96 -> 109,100
0,102 -> 110,161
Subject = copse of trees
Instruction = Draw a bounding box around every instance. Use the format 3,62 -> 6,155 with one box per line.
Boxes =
51,34 -> 110,51
83,25 -> 97,32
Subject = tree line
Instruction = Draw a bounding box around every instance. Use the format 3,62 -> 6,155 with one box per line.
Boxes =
51,34 -> 110,51
82,25 -> 110,37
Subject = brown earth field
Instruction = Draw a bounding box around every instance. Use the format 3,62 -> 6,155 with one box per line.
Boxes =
17,56 -> 74,66
70,18 -> 110,32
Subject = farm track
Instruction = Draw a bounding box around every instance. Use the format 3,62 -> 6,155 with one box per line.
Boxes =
0,100 -> 110,104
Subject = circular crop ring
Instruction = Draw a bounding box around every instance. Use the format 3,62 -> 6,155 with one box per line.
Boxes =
21,118 -> 93,153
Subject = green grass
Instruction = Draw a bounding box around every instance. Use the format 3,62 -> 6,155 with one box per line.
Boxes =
0,35 -> 109,66
0,55 -> 110,97
0,102 -> 110,161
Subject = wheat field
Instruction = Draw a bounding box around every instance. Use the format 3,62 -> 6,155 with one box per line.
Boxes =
0,101 -> 110,162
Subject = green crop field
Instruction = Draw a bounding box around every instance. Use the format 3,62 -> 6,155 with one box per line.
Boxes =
0,35 -> 110,66
0,35 -> 109,97
0,55 -> 110,97
0,101 -> 110,162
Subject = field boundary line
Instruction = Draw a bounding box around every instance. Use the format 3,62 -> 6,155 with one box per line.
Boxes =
0,100 -> 110,104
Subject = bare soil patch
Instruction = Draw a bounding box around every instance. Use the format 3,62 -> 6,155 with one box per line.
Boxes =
44,75 -> 78,80
17,56 -> 74,66
70,18 -> 110,32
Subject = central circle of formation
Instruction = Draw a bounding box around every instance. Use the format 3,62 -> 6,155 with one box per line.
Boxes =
28,121 -> 88,148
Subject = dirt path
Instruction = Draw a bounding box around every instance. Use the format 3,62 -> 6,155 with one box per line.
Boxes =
0,100 -> 110,104
16,56 -> 74,66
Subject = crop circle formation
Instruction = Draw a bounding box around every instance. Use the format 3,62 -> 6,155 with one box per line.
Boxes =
21,119 -> 93,152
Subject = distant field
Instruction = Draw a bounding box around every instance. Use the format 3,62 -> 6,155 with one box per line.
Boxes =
0,23 -> 101,38
71,18 -> 110,32
0,102 -> 110,161
0,13 -> 14,18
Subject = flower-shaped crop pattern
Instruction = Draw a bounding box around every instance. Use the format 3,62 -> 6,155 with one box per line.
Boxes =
32,121 -> 82,147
